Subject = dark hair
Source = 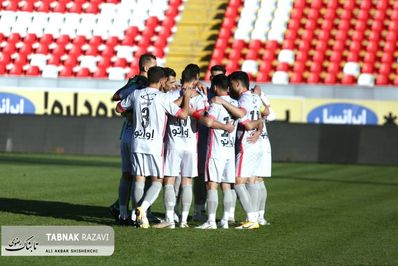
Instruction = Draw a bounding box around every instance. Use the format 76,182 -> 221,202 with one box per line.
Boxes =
163,67 -> 176,78
211,74 -> 229,91
210,65 -> 226,74
228,71 -> 249,89
181,68 -> 197,84
184,63 -> 200,77
147,66 -> 165,84
139,53 -> 156,72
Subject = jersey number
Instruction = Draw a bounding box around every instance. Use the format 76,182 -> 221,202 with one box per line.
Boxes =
250,110 -> 260,120
221,116 -> 230,137
174,118 -> 187,127
141,107 -> 150,128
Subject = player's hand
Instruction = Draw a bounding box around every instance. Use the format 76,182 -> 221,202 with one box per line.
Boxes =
196,82 -> 208,95
115,102 -> 125,113
247,130 -> 261,143
210,96 -> 225,105
182,86 -> 195,98
251,85 -> 261,96
224,120 -> 235,133
182,80 -> 195,90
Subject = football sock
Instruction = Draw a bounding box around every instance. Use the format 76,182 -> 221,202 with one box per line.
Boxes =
181,184 -> 192,223
222,189 -> 232,221
235,184 -> 256,222
230,189 -> 237,220
134,181 -> 145,208
164,184 -> 176,223
247,183 -> 259,214
141,182 -> 162,213
258,181 -> 267,217
207,189 -> 218,223
118,176 -> 132,219
174,176 -> 181,198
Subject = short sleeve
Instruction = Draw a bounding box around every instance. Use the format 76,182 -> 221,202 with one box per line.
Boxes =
120,92 -> 135,110
159,93 -> 181,117
238,95 -> 251,124
207,103 -> 220,119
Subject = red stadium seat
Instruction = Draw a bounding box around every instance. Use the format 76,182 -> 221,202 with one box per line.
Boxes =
57,35 -> 70,45
59,66 -> 73,77
376,75 -> 389,85
307,73 -> 320,84
25,66 -> 40,76
293,62 -> 306,74
19,43 -> 32,56
256,72 -> 270,83
290,73 -> 303,84
341,75 -> 356,85
379,63 -> 392,75
327,62 -> 340,74
324,73 -> 337,84
8,33 -> 21,44
362,63 -> 374,73
8,64 -> 23,75
76,68 -> 90,77
48,55 -> 61,65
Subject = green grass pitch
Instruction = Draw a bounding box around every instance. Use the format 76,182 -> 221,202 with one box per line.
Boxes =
0,152 -> 397,265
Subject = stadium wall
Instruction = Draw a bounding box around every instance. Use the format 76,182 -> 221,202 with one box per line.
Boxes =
1,115 -> 397,165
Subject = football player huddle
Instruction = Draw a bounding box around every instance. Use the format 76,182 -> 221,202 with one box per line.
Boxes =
110,53 -> 274,230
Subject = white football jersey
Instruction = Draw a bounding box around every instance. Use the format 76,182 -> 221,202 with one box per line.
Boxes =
259,92 -> 270,137
166,90 -> 208,151
206,95 -> 238,159
121,87 -> 181,156
236,90 -> 262,145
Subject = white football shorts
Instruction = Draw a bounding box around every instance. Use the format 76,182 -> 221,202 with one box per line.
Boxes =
235,142 -> 262,178
164,148 -> 198,177
255,136 -> 272,177
131,152 -> 164,178
205,157 -> 235,184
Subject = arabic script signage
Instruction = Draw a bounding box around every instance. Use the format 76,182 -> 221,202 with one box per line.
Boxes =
307,103 -> 378,125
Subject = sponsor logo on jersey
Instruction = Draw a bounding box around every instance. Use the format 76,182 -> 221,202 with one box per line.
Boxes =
307,103 -> 378,125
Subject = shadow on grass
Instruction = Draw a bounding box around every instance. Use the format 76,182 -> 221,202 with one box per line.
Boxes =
274,176 -> 398,186
0,155 -> 119,169
0,198 -> 163,225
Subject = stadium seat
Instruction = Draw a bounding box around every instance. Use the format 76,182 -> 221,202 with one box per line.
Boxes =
206,0 -> 398,85
0,0 -> 183,79
357,73 -> 375,86
42,65 -> 59,78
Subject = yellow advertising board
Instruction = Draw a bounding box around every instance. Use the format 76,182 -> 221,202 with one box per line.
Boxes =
1,88 -> 398,125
